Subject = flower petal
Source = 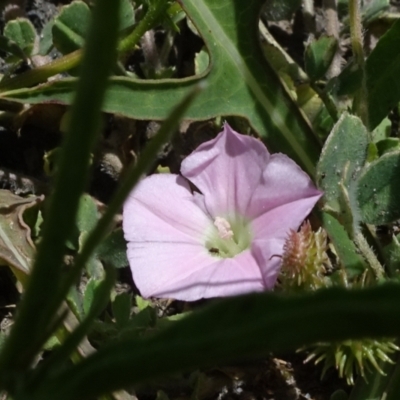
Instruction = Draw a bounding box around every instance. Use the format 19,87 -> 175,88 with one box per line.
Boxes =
247,153 -> 322,219
126,241 -> 214,299
128,242 -> 265,300
251,195 -> 321,242
181,123 -> 269,217
123,174 -> 210,244
249,186 -> 319,289
251,239 -> 285,288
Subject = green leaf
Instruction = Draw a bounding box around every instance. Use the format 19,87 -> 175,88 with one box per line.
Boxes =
27,283 -> 400,400
0,190 -> 43,275
317,113 -> 369,214
334,61 -> 362,97
67,286 -> 85,320
194,48 -> 209,75
76,194 -> 98,233
376,138 -> 400,156
66,194 -> 99,250
357,150 -> 400,224
96,228 -> 128,269
4,18 -> 37,57
305,36 -> 338,82
38,19 -> 54,56
135,295 -> 151,311
1,0 -> 321,176
52,0 -> 134,56
0,35 -> 27,60
366,18 -> 400,129
112,293 -> 132,328
52,0 -> 91,54
321,212 -> 367,277
372,117 -> 391,143
119,0 -> 135,31
83,278 -> 100,316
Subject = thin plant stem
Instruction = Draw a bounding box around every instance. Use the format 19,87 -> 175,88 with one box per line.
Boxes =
0,50 -> 82,92
354,231 -> 385,281
310,82 -> 339,121
348,0 -> 369,128
323,0 -> 341,78
118,0 -> 169,58
302,0 -> 316,36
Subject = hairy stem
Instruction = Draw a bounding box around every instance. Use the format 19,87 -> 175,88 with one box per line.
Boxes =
323,0 -> 341,78
354,231 -> 385,281
348,0 -> 369,128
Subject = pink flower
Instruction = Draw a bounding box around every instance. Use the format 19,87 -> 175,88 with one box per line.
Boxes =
123,124 -> 322,301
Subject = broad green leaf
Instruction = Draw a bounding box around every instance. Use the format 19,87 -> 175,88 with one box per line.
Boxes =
76,194 -> 98,233
66,194 -> 99,251
51,0 -> 134,56
1,0 -> 321,176
366,18 -> 400,129
372,117 -> 391,143
0,190 -> 42,275
38,19 -> 54,56
135,295 -> 151,311
194,48 -> 209,75
321,212 -> 367,277
357,150 -> 400,224
52,1 -> 91,54
83,278 -> 100,316
334,61 -> 362,97
0,35 -> 27,60
304,36 -> 338,82
112,293 -> 132,328
317,113 -> 369,214
95,228 -> 128,269
27,283 -> 400,400
376,138 -> 400,156
4,18 -> 36,57
119,0 -> 135,31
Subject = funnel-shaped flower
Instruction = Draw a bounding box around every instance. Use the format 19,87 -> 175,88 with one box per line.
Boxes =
123,124 -> 322,301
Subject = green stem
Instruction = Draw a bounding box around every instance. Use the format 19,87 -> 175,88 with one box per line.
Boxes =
323,0 -> 341,78
117,0 -> 169,58
354,231 -> 385,281
310,82 -> 339,122
348,0 -> 369,128
0,50 -> 82,92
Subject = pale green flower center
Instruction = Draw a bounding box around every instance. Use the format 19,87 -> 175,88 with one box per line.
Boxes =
205,216 -> 252,258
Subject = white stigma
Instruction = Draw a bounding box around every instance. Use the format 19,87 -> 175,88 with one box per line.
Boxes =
214,217 -> 234,239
